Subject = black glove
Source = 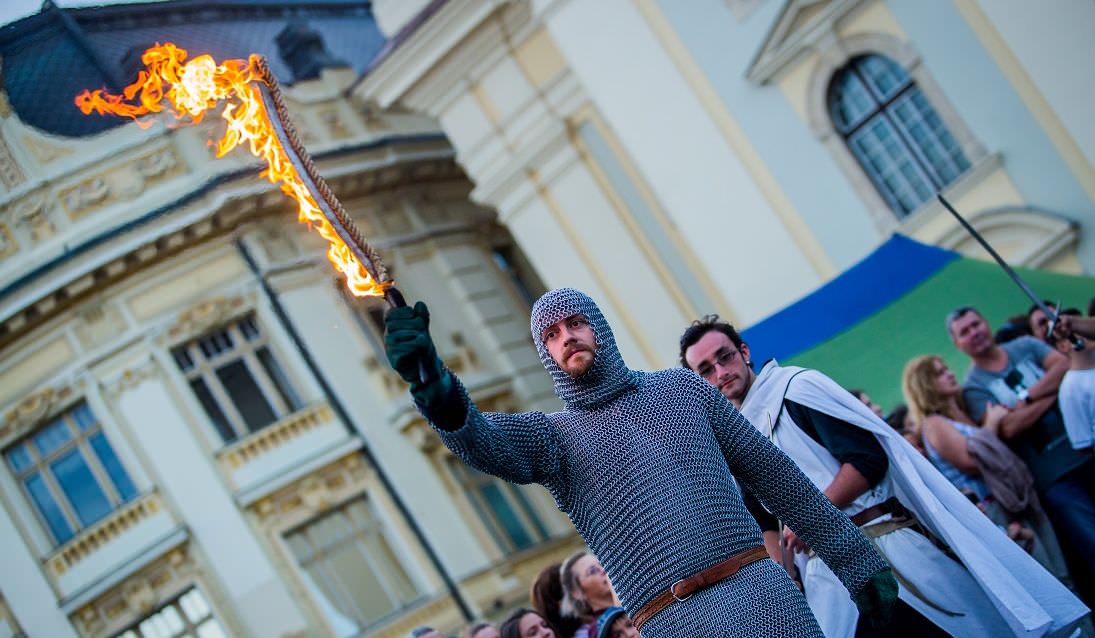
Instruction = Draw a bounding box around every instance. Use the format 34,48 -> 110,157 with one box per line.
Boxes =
854,567 -> 898,629
383,301 -> 451,409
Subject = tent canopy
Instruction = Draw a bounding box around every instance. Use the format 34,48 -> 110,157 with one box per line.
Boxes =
740,235 -> 1094,412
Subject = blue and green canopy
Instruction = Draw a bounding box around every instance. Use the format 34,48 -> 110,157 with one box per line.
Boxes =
741,235 -> 1094,412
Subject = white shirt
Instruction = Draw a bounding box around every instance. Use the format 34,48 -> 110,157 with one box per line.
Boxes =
1060,367 -> 1095,449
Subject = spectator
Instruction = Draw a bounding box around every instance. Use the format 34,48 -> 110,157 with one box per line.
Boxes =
409,628 -> 443,638
593,607 -> 638,638
1027,302 -> 1058,342
850,389 -> 883,418
500,608 -> 557,638
883,403 -> 909,432
1057,308 -> 1095,451
559,552 -> 616,636
902,355 -> 1070,579
994,314 -> 1031,345
464,622 -> 500,638
947,305 -> 1095,599
530,563 -> 583,638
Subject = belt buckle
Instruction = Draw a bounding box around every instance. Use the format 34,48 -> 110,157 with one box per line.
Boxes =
670,579 -> 692,602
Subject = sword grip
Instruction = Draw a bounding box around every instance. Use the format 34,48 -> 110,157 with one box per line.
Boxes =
384,287 -> 434,385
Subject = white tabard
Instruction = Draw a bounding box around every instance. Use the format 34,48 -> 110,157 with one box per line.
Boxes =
740,361 -> 1088,638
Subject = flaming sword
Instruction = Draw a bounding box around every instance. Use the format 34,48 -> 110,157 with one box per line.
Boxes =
76,44 -> 431,379
936,194 -> 1084,350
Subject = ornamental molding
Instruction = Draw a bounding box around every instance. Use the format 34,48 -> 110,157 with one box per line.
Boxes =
72,542 -> 198,638
747,0 -> 869,84
251,453 -> 370,530
166,295 -> 248,343
101,358 -> 161,399
0,383 -> 76,446
60,146 -> 184,220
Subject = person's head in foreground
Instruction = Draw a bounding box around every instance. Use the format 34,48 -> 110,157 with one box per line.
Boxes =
464,621 -> 500,638
560,551 -> 616,621
595,607 -> 638,638
500,608 -> 556,638
678,314 -> 755,407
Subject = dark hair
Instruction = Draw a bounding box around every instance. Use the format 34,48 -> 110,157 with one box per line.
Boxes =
530,564 -> 582,637
994,321 -> 1028,344
1088,297 -> 1095,317
678,314 -> 745,369
884,404 -> 909,432
1027,300 -> 1056,318
944,305 -> 982,335
501,608 -> 555,638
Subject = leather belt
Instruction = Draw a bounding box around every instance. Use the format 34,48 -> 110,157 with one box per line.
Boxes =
632,546 -> 769,632
850,496 -> 908,527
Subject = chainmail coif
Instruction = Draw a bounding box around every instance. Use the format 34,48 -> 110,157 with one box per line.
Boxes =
428,288 -> 887,636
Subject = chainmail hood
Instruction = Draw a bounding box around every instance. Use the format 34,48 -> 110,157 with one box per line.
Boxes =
530,288 -> 641,410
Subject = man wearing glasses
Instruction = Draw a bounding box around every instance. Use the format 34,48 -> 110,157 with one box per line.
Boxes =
680,315 -> 1085,638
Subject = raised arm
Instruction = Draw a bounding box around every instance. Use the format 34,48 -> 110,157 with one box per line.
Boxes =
385,301 -> 563,486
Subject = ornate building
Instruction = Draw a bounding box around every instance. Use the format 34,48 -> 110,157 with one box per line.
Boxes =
0,2 -> 578,637
3,1 -> 1094,637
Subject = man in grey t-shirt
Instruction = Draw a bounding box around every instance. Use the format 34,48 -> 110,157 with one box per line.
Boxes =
948,306 -> 1095,595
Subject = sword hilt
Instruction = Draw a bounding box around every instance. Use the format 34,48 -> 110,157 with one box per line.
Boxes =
384,287 -> 434,385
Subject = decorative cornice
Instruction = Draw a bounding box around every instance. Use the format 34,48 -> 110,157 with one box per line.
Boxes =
0,383 -> 76,446
747,0 -> 867,84
72,541 -> 197,638
166,295 -> 248,343
251,453 -> 370,528
101,359 -> 161,399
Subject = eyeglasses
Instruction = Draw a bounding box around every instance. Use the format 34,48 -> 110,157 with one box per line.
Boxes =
695,349 -> 739,379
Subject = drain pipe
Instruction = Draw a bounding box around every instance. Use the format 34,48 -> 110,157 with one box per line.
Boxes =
236,238 -> 474,622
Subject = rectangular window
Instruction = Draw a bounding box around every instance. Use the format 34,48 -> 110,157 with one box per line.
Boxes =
112,587 -> 226,638
172,314 -> 302,444
448,459 -> 550,554
285,498 -> 420,636
3,402 -> 137,545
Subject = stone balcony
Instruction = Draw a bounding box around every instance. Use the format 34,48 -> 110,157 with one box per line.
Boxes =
216,402 -> 358,503
44,491 -> 184,607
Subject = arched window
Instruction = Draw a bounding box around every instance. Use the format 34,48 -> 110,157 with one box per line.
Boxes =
829,54 -> 970,217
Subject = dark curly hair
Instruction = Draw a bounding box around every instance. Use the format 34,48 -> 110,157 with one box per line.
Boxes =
678,314 -> 746,369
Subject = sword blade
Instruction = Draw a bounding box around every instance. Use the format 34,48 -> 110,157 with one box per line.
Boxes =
936,194 -> 1054,318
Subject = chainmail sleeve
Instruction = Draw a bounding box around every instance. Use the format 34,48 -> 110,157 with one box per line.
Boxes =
424,376 -> 565,489
700,375 -> 888,597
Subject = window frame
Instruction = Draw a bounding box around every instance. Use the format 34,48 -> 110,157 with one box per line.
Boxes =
283,496 -> 423,633
171,313 -> 302,444
828,54 -> 971,217
445,457 -> 551,555
111,586 -> 226,638
3,401 -> 138,545
803,33 -> 986,231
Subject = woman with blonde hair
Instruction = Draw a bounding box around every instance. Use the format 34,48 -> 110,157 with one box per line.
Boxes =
558,552 -> 617,638
901,355 -> 1068,578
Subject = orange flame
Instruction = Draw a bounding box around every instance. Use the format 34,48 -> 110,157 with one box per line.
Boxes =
75,43 -> 389,297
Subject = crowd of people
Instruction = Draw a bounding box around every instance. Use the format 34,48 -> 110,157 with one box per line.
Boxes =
406,551 -> 636,638
389,289 -> 1094,637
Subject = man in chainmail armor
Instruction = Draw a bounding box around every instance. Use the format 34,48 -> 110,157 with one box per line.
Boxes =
385,288 -> 897,636
680,315 -> 1088,638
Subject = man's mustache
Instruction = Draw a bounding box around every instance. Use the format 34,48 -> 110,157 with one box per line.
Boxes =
563,343 -> 592,359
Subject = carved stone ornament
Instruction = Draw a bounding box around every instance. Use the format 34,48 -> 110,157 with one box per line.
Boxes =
168,296 -> 247,341
0,223 -> 15,259
12,193 -> 56,242
102,360 -> 160,399
1,384 -> 74,445
61,176 -> 110,217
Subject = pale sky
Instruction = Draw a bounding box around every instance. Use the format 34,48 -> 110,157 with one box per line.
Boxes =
0,0 -> 164,27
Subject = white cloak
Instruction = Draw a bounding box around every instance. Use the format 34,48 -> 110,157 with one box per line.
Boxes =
740,361 -> 1088,638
